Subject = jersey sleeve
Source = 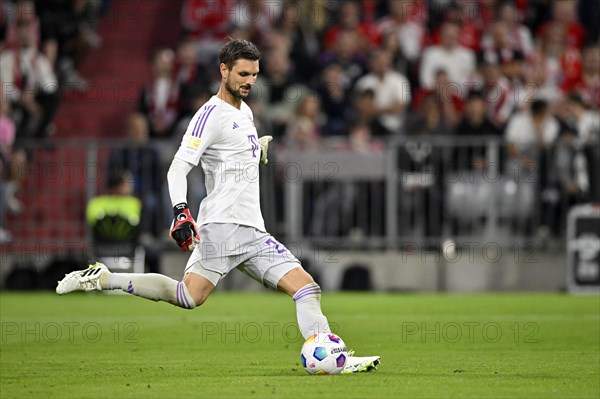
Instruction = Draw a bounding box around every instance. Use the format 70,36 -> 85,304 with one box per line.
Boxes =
174,104 -> 221,165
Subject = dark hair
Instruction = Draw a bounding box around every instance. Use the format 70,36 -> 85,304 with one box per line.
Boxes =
219,39 -> 261,70
107,170 -> 131,190
531,99 -> 548,116
467,89 -> 484,102
566,91 -> 584,106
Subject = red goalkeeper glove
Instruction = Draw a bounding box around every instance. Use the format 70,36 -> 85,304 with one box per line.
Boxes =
170,203 -> 200,251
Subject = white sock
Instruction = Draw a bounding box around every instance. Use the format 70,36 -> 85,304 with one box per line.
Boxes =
104,273 -> 196,309
293,282 -> 330,339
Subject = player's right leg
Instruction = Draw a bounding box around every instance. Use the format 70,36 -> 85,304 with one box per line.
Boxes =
56,262 -> 214,309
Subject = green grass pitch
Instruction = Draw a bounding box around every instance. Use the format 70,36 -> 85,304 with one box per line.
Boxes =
1,291 -> 598,398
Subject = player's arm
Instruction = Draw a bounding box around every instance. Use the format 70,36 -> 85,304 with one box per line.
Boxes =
167,105 -> 219,251
167,158 -> 199,251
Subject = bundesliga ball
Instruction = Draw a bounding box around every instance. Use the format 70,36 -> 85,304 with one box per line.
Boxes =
300,333 -> 348,375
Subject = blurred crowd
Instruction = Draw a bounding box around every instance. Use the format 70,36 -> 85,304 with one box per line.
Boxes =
0,0 -> 107,242
1,0 -> 600,245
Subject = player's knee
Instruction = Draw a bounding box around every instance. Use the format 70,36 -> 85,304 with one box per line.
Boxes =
182,283 -> 210,308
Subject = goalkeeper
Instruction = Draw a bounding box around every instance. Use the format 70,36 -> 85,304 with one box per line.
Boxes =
57,39 -> 379,373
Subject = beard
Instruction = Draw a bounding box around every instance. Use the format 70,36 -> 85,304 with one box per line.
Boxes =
225,78 -> 251,99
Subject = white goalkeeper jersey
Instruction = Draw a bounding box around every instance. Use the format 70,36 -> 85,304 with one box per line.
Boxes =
174,95 -> 266,232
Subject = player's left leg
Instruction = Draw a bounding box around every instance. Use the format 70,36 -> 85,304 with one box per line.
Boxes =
56,262 -> 201,309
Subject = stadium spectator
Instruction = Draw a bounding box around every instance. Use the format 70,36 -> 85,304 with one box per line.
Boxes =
0,94 -> 26,243
412,68 -> 462,127
354,49 -> 411,136
108,112 -> 162,239
139,48 -> 182,138
530,17 -> 582,94
481,1 -> 534,57
86,169 -> 161,273
506,98 -> 560,215
400,94 -> 445,237
285,92 -> 321,152
564,91 -> 600,145
453,90 -> 502,171
229,0 -> 281,46
317,30 -> 368,87
429,2 -> 481,52
316,61 -> 353,136
480,58 -> 517,128
406,94 -> 448,137
537,0 -> 586,50
273,5 -> 319,83
351,87 -> 377,133
565,45 -> 600,109
376,0 -> 425,65
506,99 -> 560,172
0,15 -> 60,138
322,0 -> 379,53
181,0 -> 231,40
174,37 -> 211,116
253,48 -> 306,138
419,21 -> 476,90
37,0 -> 100,91
543,123 -> 590,235
4,0 -> 42,51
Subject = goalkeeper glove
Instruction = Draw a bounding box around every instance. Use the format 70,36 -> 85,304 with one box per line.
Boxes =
170,203 -> 200,251
258,135 -> 273,164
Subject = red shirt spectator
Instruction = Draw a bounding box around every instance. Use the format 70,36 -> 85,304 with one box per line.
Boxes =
537,0 -> 586,49
323,1 -> 379,52
181,0 -> 233,39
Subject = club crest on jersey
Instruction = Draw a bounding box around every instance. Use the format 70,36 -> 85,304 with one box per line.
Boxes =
187,137 -> 201,149
247,135 -> 259,158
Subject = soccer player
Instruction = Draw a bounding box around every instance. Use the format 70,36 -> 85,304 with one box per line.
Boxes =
57,39 -> 380,373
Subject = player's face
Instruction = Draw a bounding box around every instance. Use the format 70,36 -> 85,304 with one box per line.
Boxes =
223,59 -> 259,99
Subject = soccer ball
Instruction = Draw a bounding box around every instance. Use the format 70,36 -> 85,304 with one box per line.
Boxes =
300,332 -> 348,375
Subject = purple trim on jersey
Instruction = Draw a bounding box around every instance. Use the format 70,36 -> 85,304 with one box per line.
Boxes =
192,104 -> 216,138
191,106 -> 209,137
192,105 -> 216,138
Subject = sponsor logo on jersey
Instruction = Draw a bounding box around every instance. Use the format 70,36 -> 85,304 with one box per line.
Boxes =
187,137 -> 201,149
233,121 -> 239,129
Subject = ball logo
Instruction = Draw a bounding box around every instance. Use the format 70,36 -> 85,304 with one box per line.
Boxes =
328,334 -> 341,343
330,346 -> 346,354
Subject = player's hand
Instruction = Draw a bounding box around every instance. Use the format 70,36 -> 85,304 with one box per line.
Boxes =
170,203 -> 200,251
258,135 -> 273,165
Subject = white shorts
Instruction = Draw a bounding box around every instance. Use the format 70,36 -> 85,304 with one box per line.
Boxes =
184,223 -> 302,288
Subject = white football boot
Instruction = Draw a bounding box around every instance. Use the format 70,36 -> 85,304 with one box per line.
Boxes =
341,350 -> 381,373
56,262 -> 108,294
